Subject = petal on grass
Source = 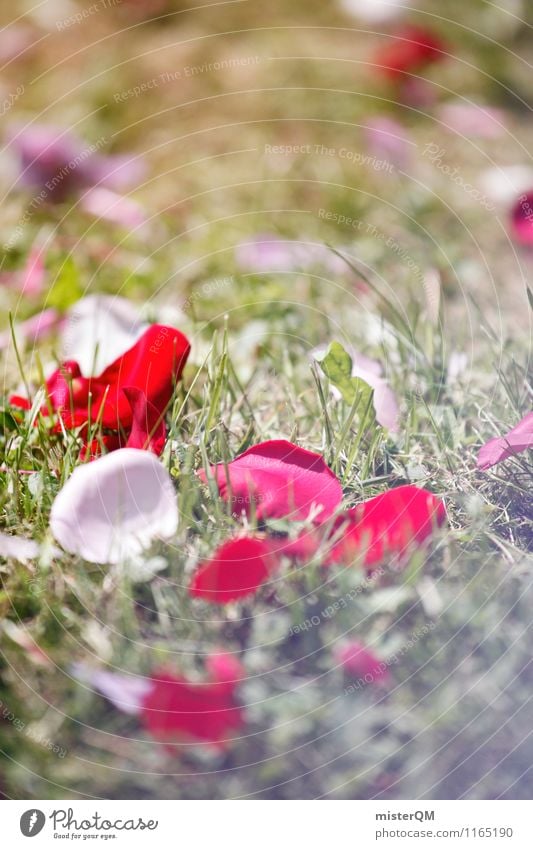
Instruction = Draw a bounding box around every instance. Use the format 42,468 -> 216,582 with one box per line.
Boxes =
329,485 -> 446,568
189,537 -> 277,604
199,439 -> 343,521
72,663 -> 152,715
510,192 -> 533,245
334,640 -> 389,684
140,667 -> 245,749
50,448 -> 178,564
123,387 -> 167,455
373,25 -> 447,80
477,412 -> 533,470
0,531 -> 40,562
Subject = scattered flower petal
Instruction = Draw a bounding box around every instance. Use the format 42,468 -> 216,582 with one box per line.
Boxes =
140,666 -> 245,749
0,308 -> 62,350
8,123 -> 143,201
50,448 -> 179,564
329,485 -> 446,568
0,531 -> 40,562
477,412 -> 533,470
313,346 -> 399,432
123,387 -> 167,455
438,101 -> 506,139
80,187 -> 148,230
481,165 -> 533,205
339,0 -> 410,23
510,192 -> 533,245
373,25 -> 447,80
364,117 -> 412,168
335,640 -> 389,684
72,663 -> 152,715
190,537 -> 277,604
199,439 -> 343,521
235,234 -> 346,275
11,322 -> 190,455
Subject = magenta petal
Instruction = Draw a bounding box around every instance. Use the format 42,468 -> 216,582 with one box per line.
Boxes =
477,412 -> 533,470
439,102 -> 506,139
511,192 -> 533,245
200,439 -> 343,521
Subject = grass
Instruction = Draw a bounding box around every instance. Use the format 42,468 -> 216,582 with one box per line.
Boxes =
0,0 -> 532,800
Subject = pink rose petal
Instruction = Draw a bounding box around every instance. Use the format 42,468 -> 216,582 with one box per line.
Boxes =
199,439 -> 343,521
477,412 -> 533,470
0,308 -> 62,350
80,187 -> 148,230
438,101 -> 506,139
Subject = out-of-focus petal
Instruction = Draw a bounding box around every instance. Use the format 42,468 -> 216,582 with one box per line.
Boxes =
438,101 -> 506,139
189,537 -> 277,604
0,531 -> 40,562
80,187 -> 148,230
477,412 -> 533,470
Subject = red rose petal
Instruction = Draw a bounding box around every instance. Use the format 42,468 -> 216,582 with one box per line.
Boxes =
189,537 -> 277,604
140,667 -> 244,749
511,193 -> 533,245
373,25 -> 447,80
328,485 -> 446,568
123,386 -> 167,455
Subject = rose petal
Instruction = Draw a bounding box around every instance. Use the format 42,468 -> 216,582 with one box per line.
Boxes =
438,101 -> 506,139
373,25 -> 447,80
80,187 -> 148,230
339,0 -> 410,23
72,663 -> 151,715
0,308 -> 62,350
205,652 -> 245,686
335,640 -> 389,684
312,346 -> 400,432
235,234 -> 346,275
481,166 -> 533,206
140,667 -> 244,749
329,485 -> 446,567
50,448 -> 178,564
364,117 -> 412,168
510,192 -> 533,245
0,531 -> 40,562
8,123 -> 144,200
189,537 -> 277,604
199,439 -> 343,521
477,412 -> 533,470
